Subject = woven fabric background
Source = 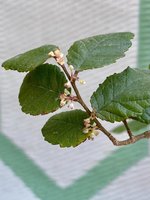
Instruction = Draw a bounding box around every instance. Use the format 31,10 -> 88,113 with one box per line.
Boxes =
0,0 -> 150,199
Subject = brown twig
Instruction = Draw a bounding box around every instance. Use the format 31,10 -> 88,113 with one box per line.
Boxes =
112,131 -> 150,146
123,119 -> 133,139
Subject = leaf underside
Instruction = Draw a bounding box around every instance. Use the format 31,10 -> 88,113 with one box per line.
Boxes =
90,67 -> 150,123
19,64 -> 67,115
42,110 -> 89,147
2,45 -> 58,72
67,32 -> 134,71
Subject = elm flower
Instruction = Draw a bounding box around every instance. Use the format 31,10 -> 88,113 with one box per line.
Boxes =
79,79 -> 86,84
68,102 -> 75,110
64,81 -> 71,89
68,65 -> 74,71
83,117 -> 99,140
48,51 -> 55,57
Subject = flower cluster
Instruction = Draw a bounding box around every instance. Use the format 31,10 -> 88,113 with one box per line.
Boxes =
83,117 -> 99,140
48,49 -> 64,65
60,88 -> 70,107
59,81 -> 76,109
68,65 -> 86,85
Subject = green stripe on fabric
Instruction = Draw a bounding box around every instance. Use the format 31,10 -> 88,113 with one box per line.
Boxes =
138,0 -> 150,68
0,133 -> 148,200
0,133 -> 63,199
64,140 -> 148,200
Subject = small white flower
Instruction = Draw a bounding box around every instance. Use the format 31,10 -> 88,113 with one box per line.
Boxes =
83,116 -> 99,138
64,88 -> 70,96
93,130 -> 99,136
68,65 -> 74,71
60,99 -> 67,107
84,123 -> 91,128
64,81 -> 71,88
83,128 -> 89,134
79,79 -> 86,84
84,118 -> 91,124
91,122 -> 97,128
59,53 -> 64,58
54,49 -> 61,57
90,132 -> 95,138
48,51 -> 55,57
68,102 -> 74,110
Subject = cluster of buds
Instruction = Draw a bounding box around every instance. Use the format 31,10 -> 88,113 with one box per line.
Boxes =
60,88 -> 70,107
48,49 -> 64,65
59,82 -> 77,109
68,65 -> 74,72
64,81 -> 71,89
83,117 -> 99,140
68,65 -> 86,85
79,79 -> 86,85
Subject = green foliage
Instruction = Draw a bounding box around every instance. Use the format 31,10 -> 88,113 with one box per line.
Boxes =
42,110 -> 89,147
90,67 -> 150,123
2,32 -> 150,148
19,64 -> 68,115
2,45 -> 58,72
67,32 -> 134,71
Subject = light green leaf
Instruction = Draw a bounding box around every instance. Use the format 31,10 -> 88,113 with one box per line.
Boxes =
19,64 -> 68,115
42,110 -> 89,147
67,32 -> 134,71
2,45 -> 58,72
90,67 -> 150,123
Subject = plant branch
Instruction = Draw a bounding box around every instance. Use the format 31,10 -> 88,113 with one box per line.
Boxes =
60,63 -> 150,146
112,130 -> 150,146
61,64 -> 91,115
61,64 -> 71,81
123,119 -> 133,139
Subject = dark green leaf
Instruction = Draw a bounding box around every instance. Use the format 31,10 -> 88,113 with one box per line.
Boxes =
90,67 -> 150,123
2,45 -> 58,72
67,32 -> 134,71
42,110 -> 89,147
19,64 -> 68,115
136,107 -> 150,123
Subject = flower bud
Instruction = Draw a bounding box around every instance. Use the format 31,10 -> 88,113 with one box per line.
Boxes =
48,51 -> 55,57
89,132 -> 95,140
69,65 -> 74,71
64,88 -> 70,96
83,128 -> 89,134
64,81 -> 71,89
84,123 -> 91,128
68,102 -> 74,110
59,53 -> 64,58
93,130 -> 99,136
54,49 -> 61,57
91,122 -> 97,128
84,118 -> 91,124
79,79 -> 86,84
60,99 -> 66,107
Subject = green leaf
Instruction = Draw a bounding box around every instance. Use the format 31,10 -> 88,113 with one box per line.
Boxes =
136,107 -> 150,123
42,110 -> 90,147
90,67 -> 150,123
2,45 -> 58,72
67,32 -> 134,71
19,64 -> 68,115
